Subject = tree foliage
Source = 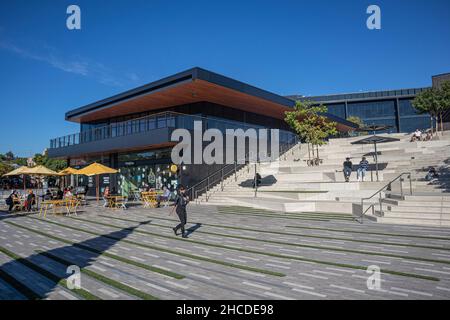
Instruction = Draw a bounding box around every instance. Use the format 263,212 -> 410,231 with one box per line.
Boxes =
33,151 -> 67,172
284,100 -> 338,146
412,81 -> 450,133
346,116 -> 364,128
0,162 -> 13,177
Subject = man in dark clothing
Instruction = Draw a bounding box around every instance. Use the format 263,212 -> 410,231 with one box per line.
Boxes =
252,173 -> 262,188
171,185 -> 189,238
343,157 -> 353,182
56,187 -> 64,200
6,190 -> 17,212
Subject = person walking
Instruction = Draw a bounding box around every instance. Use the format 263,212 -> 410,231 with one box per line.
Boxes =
357,157 -> 369,182
171,185 -> 189,238
343,157 -> 353,182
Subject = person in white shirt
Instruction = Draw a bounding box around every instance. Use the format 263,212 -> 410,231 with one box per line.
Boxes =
411,129 -> 422,142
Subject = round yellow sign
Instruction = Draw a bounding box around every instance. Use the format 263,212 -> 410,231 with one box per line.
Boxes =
170,164 -> 178,173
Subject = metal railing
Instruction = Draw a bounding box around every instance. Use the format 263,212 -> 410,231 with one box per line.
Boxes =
50,111 -> 298,150
188,140 -> 301,203
356,172 -> 412,224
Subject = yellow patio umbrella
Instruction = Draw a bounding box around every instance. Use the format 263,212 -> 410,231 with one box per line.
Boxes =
2,166 -> 29,177
76,163 -> 118,202
3,166 -> 30,189
58,167 -> 80,175
58,167 -> 80,188
26,165 -> 61,176
3,165 -> 61,190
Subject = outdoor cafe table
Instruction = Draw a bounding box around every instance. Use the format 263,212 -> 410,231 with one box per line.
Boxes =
141,191 -> 163,208
106,195 -> 127,209
39,199 -> 78,218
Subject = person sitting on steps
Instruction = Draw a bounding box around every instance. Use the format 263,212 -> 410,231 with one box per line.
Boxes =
357,157 -> 369,182
343,157 -> 353,182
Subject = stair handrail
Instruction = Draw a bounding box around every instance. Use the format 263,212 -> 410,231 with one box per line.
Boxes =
189,139 -> 301,202
357,172 -> 412,224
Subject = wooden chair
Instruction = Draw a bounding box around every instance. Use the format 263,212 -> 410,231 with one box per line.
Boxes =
141,192 -> 157,208
114,196 -> 128,210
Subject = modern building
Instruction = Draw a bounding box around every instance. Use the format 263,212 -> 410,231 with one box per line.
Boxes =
288,73 -> 450,134
48,67 -> 355,196
288,88 -> 432,134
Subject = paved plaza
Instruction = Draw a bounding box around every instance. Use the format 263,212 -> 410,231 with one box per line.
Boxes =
1,203 -> 450,300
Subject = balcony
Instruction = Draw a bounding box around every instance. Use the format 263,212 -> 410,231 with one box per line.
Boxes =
48,111 -> 297,159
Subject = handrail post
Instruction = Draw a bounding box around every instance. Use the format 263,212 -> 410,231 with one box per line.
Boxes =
379,192 -> 383,216
234,161 -> 237,182
399,177 -> 404,198
221,169 -> 224,191
409,174 -> 413,195
360,199 -> 364,223
254,163 -> 258,198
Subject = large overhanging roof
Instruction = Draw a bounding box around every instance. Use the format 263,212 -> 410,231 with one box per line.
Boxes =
66,67 -> 294,123
65,67 -> 357,131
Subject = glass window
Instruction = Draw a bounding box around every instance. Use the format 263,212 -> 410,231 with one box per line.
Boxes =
400,116 -> 432,133
399,99 -> 422,116
347,100 -> 395,119
326,104 -> 346,119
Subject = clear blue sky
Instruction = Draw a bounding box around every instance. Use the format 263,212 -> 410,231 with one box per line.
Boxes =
1,0 -> 449,156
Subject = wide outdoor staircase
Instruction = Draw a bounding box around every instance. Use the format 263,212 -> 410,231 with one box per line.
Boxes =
195,131 -> 450,227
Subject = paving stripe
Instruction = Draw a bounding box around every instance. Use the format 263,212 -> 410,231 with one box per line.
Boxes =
329,285 -> 365,294
285,225 -> 450,241
166,281 -> 189,289
283,282 -> 315,290
24,218 -> 284,277
390,287 -> 433,297
36,250 -> 159,300
98,288 -> 120,299
58,290 -> 78,300
242,281 -> 272,290
292,288 -> 326,298
107,214 -> 450,252
263,292 -> 295,300
73,216 -> 443,281
4,221 -> 184,280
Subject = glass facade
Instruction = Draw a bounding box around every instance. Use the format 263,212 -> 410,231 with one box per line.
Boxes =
300,87 -> 433,134
321,96 -> 431,134
347,101 -> 396,119
326,104 -> 346,119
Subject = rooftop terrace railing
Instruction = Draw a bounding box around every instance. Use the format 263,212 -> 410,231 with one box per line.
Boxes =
49,111 -> 297,150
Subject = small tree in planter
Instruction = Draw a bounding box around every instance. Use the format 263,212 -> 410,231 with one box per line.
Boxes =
285,100 -> 337,165
412,88 -> 441,136
346,116 -> 365,136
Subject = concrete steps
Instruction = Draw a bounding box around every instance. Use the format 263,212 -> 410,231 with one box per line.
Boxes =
200,132 -> 450,226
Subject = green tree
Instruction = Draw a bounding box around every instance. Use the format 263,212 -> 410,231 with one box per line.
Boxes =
439,81 -> 450,132
0,162 -> 13,177
346,116 -> 366,136
33,151 -> 67,172
285,100 -> 337,164
5,151 -> 14,161
13,158 -> 27,166
412,83 -> 450,135
346,116 -> 364,128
